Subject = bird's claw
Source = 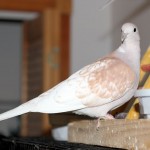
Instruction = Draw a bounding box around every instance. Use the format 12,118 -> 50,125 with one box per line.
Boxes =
96,114 -> 114,130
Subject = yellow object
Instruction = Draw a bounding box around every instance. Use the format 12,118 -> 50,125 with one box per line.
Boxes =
126,46 -> 150,119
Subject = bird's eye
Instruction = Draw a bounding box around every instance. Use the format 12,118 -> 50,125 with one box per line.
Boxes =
134,28 -> 136,32
121,29 -> 122,32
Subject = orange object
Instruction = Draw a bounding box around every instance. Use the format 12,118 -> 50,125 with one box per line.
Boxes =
141,64 -> 150,72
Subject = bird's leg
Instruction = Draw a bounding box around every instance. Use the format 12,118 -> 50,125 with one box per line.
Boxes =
96,114 -> 114,130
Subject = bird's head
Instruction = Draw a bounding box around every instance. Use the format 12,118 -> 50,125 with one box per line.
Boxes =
121,23 -> 140,44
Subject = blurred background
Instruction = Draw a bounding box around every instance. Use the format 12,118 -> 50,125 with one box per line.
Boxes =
0,0 -> 149,137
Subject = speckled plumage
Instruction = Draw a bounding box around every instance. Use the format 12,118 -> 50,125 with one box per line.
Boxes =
0,23 -> 141,121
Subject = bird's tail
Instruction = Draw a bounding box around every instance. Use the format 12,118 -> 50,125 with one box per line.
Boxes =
0,98 -> 37,121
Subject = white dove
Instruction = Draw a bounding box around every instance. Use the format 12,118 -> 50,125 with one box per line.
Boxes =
0,23 -> 140,121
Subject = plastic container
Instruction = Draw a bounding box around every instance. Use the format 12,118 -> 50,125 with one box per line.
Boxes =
135,89 -> 150,118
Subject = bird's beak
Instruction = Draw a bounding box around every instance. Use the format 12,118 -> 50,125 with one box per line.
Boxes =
121,32 -> 128,43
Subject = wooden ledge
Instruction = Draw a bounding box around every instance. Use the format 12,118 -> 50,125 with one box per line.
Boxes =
68,119 -> 150,150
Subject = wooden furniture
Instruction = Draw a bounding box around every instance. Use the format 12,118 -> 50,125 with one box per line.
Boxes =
69,119 -> 150,150
0,0 -> 71,136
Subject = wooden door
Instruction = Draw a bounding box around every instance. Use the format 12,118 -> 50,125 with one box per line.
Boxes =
21,8 -> 70,136
22,14 -> 44,136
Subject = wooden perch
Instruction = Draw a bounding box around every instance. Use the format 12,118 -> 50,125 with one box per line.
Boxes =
68,119 -> 150,150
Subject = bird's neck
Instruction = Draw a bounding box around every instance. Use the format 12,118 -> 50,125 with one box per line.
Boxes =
114,41 -> 141,75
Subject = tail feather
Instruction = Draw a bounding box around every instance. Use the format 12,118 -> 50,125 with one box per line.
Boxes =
0,98 -> 37,121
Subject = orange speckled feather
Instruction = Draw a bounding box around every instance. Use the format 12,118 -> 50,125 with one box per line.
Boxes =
75,57 -> 135,106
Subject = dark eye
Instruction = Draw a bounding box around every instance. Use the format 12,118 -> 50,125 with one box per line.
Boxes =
121,29 -> 122,32
134,28 -> 136,32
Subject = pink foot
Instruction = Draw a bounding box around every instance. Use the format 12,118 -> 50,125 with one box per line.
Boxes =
96,114 -> 114,130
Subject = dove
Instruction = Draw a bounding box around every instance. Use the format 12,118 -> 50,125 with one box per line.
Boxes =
0,23 -> 140,121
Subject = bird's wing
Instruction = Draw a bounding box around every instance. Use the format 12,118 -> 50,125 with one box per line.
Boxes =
67,56 -> 136,107
34,56 -> 135,113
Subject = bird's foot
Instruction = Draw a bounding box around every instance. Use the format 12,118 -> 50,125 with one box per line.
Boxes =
96,114 -> 114,131
115,112 -> 127,119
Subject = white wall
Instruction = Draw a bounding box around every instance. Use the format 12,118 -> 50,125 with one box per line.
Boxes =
71,0 -> 150,73
71,0 -> 113,73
